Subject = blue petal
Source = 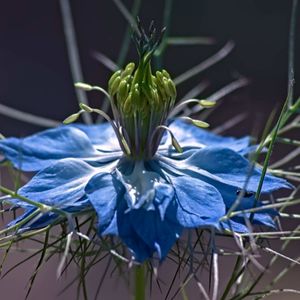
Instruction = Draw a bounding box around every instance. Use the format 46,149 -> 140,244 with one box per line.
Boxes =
221,218 -> 250,233
221,213 -> 276,233
205,181 -> 275,212
162,119 -> 251,153
87,172 -> 153,261
168,175 -> 225,228
129,208 -> 182,260
117,203 -> 154,262
154,182 -> 174,220
0,127 -> 99,171
7,207 -> 59,229
165,147 -> 292,193
85,172 -> 125,235
71,123 -> 121,152
17,158 -> 97,208
8,196 -> 91,231
85,167 -> 181,261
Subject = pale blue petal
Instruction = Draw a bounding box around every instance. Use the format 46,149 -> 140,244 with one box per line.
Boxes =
205,181 -> 273,212
221,213 -> 276,233
168,147 -> 292,193
8,196 -> 91,231
154,182 -> 174,220
169,175 -> 226,228
162,119 -> 251,153
7,208 -> 59,229
0,127 -> 99,171
71,123 -> 121,152
17,158 -> 97,208
221,218 -> 250,233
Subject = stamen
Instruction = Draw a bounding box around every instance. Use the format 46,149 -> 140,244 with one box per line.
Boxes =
75,82 -> 112,101
169,99 -> 215,117
150,125 -> 183,154
179,116 -> 210,128
63,111 -> 84,124
119,126 -> 131,156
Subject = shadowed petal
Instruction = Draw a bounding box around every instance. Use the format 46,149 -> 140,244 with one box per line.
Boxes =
169,175 -> 225,228
129,208 -> 182,260
85,172 -> 125,234
0,127 -> 100,171
117,203 -> 154,262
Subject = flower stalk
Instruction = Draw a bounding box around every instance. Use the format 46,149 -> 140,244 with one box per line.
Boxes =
134,264 -> 146,300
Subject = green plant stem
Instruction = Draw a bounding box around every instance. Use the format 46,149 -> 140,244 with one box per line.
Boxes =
287,0 -> 298,106
134,264 -> 146,300
59,0 -> 92,124
154,0 -> 174,69
98,0 -> 141,122
117,0 -> 142,67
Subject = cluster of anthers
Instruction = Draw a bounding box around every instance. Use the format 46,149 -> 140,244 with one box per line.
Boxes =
66,19 -> 214,160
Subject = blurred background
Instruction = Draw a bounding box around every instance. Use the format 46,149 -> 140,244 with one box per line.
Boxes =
0,0 -> 299,299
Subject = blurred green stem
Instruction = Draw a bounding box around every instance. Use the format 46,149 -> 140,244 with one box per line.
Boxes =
117,0 -> 142,67
99,0 -> 141,122
59,0 -> 92,124
154,0 -> 173,69
287,0 -> 298,105
134,264 -> 146,300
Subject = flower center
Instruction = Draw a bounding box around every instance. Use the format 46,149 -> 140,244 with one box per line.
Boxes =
107,21 -> 176,160
67,20 -> 214,160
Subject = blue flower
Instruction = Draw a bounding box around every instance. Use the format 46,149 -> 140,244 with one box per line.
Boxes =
0,23 -> 291,262
0,119 -> 290,262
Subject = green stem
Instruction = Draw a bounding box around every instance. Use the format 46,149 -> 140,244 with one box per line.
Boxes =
154,0 -> 174,69
134,264 -> 146,300
117,0 -> 142,67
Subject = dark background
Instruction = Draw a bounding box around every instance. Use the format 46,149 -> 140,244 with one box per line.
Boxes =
0,0 -> 299,299
0,0 -> 299,136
